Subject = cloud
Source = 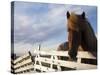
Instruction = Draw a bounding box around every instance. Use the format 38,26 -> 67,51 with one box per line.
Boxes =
13,2 -> 97,54
14,2 -> 69,44
14,2 -> 96,43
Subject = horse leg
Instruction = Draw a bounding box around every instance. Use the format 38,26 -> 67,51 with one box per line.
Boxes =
68,30 -> 81,60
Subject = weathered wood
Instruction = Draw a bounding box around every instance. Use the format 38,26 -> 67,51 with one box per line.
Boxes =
14,53 -> 30,64
11,52 -> 34,74
15,64 -> 34,73
14,58 -> 32,68
37,51 -> 96,59
11,51 -> 97,74
33,64 -> 56,72
35,57 -> 97,70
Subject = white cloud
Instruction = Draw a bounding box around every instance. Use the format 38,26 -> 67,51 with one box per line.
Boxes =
13,2 -> 97,55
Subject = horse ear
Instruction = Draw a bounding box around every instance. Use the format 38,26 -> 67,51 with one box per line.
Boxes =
81,12 -> 85,19
66,11 -> 70,19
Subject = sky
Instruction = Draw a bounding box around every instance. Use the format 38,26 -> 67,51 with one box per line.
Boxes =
12,1 -> 97,55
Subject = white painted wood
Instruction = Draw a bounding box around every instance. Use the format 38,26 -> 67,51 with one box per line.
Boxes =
14,58 -> 32,68
77,58 -> 81,64
35,57 -> 97,70
38,53 -> 43,72
14,53 -> 30,64
33,64 -> 56,72
12,52 -> 34,73
53,56 -> 61,71
37,51 -> 96,59
15,64 -> 34,73
34,55 -> 38,72
50,56 -> 53,69
12,51 -> 97,73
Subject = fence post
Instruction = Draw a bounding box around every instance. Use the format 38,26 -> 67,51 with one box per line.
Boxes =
50,56 -> 53,69
54,56 -> 61,71
34,55 -> 37,72
33,51 -> 96,72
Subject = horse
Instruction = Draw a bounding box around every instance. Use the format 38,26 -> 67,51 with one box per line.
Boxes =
57,11 -> 97,61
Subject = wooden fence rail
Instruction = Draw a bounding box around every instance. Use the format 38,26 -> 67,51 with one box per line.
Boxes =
11,51 -> 97,74
34,51 -> 97,72
11,51 -> 34,74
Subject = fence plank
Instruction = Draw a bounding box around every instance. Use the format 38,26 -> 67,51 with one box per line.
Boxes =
34,64 -> 56,72
35,57 -> 97,70
14,58 -> 32,68
12,51 -> 97,73
14,53 -> 30,64
15,64 -> 34,73
37,51 -> 96,59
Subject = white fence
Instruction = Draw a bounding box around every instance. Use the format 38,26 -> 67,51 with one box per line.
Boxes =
34,51 -> 97,72
11,51 -> 97,74
11,52 -> 34,74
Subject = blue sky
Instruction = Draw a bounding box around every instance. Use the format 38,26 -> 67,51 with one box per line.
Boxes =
13,1 -> 97,55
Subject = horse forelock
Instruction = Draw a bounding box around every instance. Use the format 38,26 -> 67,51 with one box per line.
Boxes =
67,13 -> 89,31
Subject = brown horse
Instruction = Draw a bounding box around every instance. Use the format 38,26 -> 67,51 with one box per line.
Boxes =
57,11 -> 97,61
